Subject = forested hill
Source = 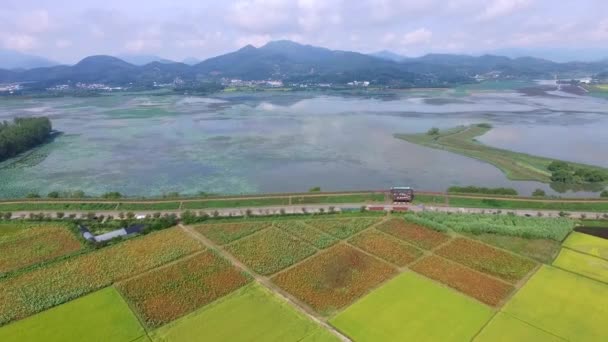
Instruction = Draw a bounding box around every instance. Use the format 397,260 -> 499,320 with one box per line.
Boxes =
0,117 -> 53,162
1,40 -> 607,87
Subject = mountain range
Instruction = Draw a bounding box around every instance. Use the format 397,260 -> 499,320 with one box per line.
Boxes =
1,40 -> 607,88
0,49 -> 58,70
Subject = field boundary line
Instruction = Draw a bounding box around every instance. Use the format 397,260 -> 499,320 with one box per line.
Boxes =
410,253 -> 515,288
469,264 -> 546,341
302,215 -> 389,242
218,222 -> 275,247
551,262 -> 608,287
113,285 -> 155,340
221,223 -> 324,276
116,251 -> 205,284
179,224 -> 351,342
497,312 -> 568,341
561,245 -> 608,262
271,220 -> 328,252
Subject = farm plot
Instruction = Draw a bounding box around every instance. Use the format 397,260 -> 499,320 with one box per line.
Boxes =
348,230 -> 423,266
0,222 -> 35,242
376,218 -> 449,250
330,273 -> 494,341
562,232 -> 608,260
411,256 -> 514,306
502,266 -> 608,341
474,312 -> 565,342
0,228 -> 202,326
552,248 -> 608,284
117,251 -> 250,329
274,221 -> 338,249
405,212 -> 574,241
193,222 -> 270,245
150,283 -> 338,342
436,238 -> 537,283
465,233 -> 560,264
305,218 -> 379,239
226,228 -> 317,275
0,287 -> 146,342
0,225 -> 83,275
272,244 -> 396,315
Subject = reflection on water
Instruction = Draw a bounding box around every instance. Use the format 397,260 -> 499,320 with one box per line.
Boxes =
0,89 -> 607,198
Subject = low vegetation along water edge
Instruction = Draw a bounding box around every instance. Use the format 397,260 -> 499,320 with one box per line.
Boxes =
395,124 -> 608,188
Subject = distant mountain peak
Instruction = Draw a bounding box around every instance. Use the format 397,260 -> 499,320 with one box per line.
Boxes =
75,55 -> 134,67
238,44 -> 257,52
0,49 -> 58,70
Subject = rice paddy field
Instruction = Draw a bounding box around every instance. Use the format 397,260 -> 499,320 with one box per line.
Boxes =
1,212 -> 607,341
0,222 -> 83,276
0,287 -> 147,342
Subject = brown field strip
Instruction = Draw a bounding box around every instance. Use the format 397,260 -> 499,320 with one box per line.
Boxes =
411,255 -> 515,306
117,251 -> 251,329
272,244 -> 397,316
376,218 -> 450,250
348,229 -> 423,267
0,226 -> 83,275
436,238 -> 537,283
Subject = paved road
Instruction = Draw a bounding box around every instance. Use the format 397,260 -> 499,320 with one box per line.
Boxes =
7,203 -> 606,220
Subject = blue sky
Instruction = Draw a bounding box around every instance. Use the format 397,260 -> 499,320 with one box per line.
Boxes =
1,0 -> 607,63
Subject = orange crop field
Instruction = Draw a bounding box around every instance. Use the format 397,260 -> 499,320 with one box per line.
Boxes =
436,238 -> 537,283
411,255 -> 514,306
194,222 -> 270,245
272,244 -> 396,315
0,226 -> 83,275
118,251 -> 251,328
349,229 -> 423,266
377,218 -> 450,250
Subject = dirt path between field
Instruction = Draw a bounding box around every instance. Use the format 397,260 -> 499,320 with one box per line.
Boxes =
179,224 -> 351,342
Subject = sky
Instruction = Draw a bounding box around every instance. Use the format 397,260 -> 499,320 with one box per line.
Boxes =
1,0 -> 608,63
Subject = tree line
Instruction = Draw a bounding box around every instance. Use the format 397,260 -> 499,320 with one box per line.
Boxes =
0,117 -> 52,162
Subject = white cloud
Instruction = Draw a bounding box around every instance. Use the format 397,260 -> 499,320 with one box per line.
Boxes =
478,0 -> 532,21
90,26 -> 105,38
3,33 -> 37,51
368,0 -> 437,23
125,39 -> 162,52
590,19 -> 608,40
296,0 -> 342,31
55,39 -> 72,48
18,10 -> 51,33
401,28 -> 432,46
229,0 -> 293,33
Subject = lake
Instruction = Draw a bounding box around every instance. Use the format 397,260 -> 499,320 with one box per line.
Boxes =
1,86 -> 607,198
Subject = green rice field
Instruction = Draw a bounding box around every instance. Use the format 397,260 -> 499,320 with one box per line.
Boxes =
562,232 -> 608,260
0,287 -> 146,342
474,312 -> 565,342
330,273 -> 494,341
501,266 -> 608,341
150,283 -> 338,342
552,248 -> 608,283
